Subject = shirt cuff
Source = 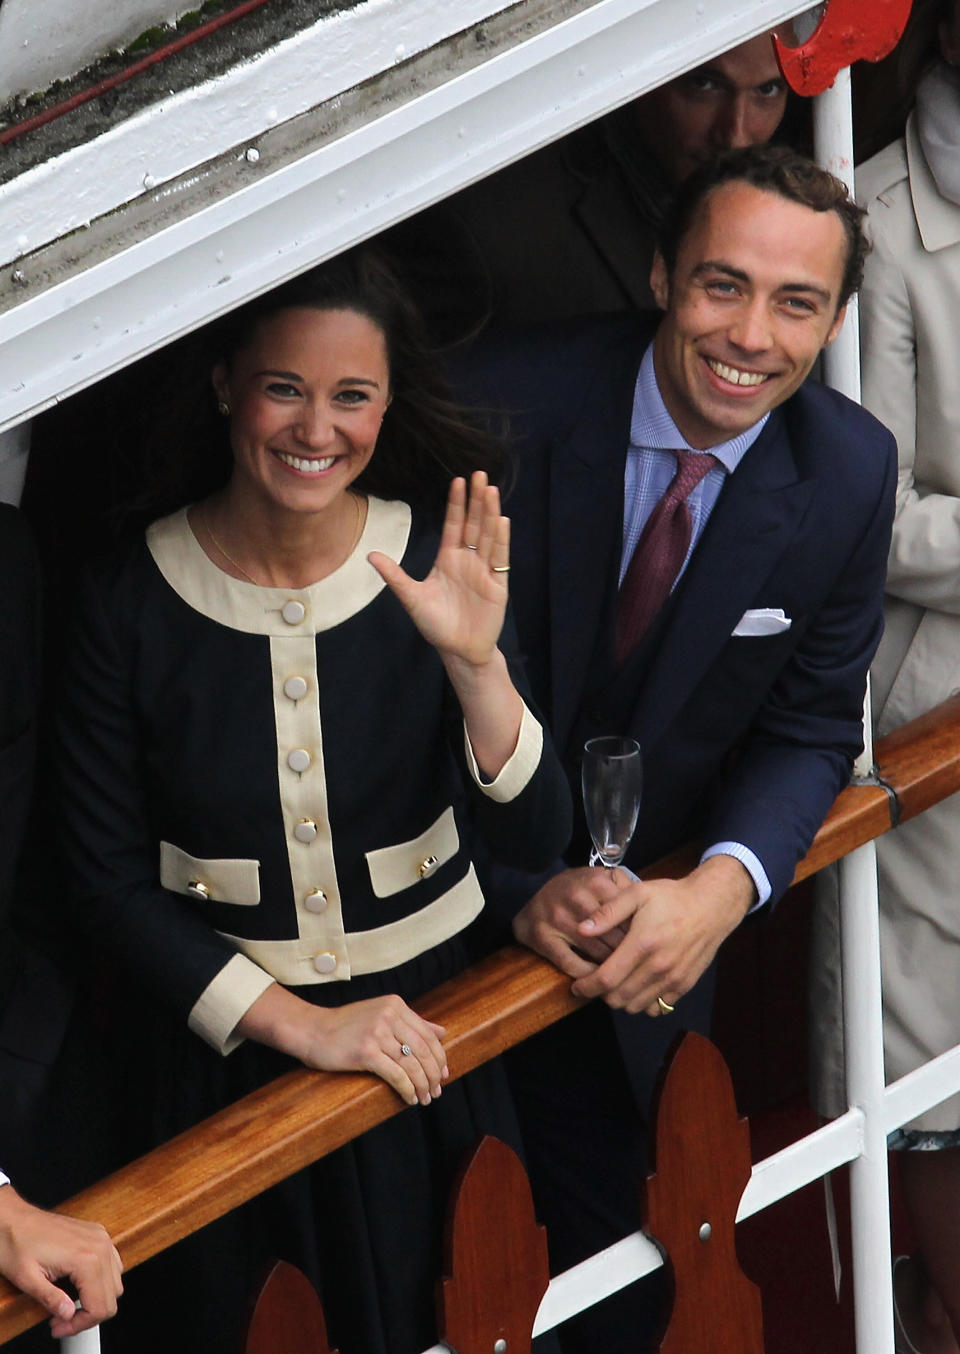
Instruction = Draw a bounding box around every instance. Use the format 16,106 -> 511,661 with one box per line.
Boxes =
0,1172 -> 9,1189
462,701 -> 543,803
700,842 -> 771,912
187,953 -> 277,1055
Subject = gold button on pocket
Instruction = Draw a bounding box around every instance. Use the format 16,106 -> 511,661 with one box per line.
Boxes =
160,843 -> 261,906
294,819 -> 318,844
365,807 -> 459,900
418,855 -> 439,880
313,952 -> 337,974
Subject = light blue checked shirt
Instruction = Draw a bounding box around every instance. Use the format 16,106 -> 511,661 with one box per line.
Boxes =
622,342 -> 772,907
619,343 -> 768,583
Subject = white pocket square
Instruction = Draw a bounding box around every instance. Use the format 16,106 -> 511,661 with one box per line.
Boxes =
732,607 -> 792,637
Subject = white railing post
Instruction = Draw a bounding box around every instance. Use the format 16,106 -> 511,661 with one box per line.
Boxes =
839,842 -> 895,1354
61,1328 -> 100,1353
812,61 -> 875,775
814,64 -> 893,1354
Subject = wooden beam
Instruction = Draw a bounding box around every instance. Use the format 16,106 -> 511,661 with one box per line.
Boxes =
0,947 -> 579,1342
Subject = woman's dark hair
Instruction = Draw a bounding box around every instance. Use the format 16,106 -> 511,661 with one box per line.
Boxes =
131,246 -> 504,522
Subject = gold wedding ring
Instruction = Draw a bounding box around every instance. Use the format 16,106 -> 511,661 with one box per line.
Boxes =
657,996 -> 675,1015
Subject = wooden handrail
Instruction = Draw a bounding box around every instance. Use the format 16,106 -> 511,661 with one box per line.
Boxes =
4,694 -> 960,1341
0,950 -> 580,1341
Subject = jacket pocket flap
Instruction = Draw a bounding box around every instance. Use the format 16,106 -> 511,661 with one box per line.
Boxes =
365,807 -> 459,899
160,842 -> 261,906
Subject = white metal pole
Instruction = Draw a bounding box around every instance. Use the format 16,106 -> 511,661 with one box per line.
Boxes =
814,65 -> 893,1354
812,64 -> 874,774
837,843 -> 894,1354
61,1328 -> 101,1353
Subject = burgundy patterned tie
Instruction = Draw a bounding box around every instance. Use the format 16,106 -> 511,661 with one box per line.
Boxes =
615,450 -> 719,665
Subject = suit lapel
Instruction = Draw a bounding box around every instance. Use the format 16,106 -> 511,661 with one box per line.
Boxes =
634,409 -> 816,747
548,331 -> 649,751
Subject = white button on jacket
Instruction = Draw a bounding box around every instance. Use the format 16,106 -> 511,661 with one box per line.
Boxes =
281,600 -> 306,625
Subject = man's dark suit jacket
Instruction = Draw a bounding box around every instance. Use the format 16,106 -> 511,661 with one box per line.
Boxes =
459,313 -> 897,1095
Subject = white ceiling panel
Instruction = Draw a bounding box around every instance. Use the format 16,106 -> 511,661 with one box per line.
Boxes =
0,0 -> 817,433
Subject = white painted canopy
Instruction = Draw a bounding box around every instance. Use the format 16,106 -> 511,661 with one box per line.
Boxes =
0,0 -> 818,434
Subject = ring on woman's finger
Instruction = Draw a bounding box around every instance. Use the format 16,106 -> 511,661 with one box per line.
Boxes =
491,564 -> 511,573
656,996 -> 675,1015
399,1043 -> 413,1057
464,543 -> 478,550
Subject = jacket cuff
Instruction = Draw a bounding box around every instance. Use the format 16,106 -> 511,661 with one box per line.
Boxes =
463,701 -> 543,803
187,954 -> 276,1055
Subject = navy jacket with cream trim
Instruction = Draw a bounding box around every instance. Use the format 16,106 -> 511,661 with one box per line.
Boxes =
59,498 -> 571,1053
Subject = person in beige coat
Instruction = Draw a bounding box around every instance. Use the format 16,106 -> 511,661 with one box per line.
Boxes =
812,5 -> 960,1350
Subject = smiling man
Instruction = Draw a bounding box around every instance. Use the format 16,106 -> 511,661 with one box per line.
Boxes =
647,174 -> 849,445
458,145 -> 896,1353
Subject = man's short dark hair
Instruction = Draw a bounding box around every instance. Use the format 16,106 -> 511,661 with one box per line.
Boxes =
657,144 -> 869,309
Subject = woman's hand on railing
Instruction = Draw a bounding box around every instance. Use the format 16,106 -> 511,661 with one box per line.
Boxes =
236,984 -> 448,1106
0,1187 -> 123,1338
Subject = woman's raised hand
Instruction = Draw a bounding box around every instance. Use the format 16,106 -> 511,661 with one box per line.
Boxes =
238,985 -> 448,1106
368,471 -> 510,667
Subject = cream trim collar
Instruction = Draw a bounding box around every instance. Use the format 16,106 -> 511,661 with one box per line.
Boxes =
146,497 -> 412,635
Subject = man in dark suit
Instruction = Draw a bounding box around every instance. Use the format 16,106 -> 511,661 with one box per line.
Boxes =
440,31 -> 791,324
0,503 -> 122,1339
382,33 -> 793,339
459,145 -> 896,1349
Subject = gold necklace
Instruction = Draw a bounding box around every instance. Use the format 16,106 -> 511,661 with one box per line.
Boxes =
201,495 -> 365,586
202,506 -> 259,585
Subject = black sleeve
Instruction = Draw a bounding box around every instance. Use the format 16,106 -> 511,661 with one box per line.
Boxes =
58,567 -> 257,1033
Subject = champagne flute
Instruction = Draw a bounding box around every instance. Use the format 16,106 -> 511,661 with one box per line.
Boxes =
582,736 -> 643,868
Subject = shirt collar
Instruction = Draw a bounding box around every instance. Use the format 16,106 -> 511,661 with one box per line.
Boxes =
630,340 -> 769,474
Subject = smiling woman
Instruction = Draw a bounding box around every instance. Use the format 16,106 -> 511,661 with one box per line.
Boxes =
202,306 -> 392,586
57,247 -> 571,1354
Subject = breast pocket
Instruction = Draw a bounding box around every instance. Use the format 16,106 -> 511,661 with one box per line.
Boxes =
365,806 -> 460,900
160,841 -> 261,906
